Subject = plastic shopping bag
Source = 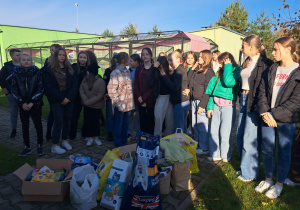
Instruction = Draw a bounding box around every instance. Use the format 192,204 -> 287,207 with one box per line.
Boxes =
121,131 -> 162,209
96,149 -> 120,200
70,165 -> 99,210
161,128 -> 199,174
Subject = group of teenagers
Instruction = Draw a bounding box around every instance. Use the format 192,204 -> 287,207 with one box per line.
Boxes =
0,34 -> 299,199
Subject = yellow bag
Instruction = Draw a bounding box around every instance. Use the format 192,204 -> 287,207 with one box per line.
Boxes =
161,128 -> 199,174
96,148 -> 120,200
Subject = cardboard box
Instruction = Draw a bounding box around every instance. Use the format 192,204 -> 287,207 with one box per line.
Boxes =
13,159 -> 73,202
159,170 -> 171,194
118,143 -> 137,158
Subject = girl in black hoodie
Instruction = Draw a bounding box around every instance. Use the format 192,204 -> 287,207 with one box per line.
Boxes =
69,51 -> 90,140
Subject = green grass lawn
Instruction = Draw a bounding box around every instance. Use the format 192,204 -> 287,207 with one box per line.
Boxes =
0,143 -> 36,175
189,148 -> 300,210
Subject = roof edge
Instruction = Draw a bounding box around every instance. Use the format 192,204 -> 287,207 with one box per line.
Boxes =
188,26 -> 246,37
0,24 -> 100,36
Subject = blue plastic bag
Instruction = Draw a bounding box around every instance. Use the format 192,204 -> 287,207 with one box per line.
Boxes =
121,131 -> 162,210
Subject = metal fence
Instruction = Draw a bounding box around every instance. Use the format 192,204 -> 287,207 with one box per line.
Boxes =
6,31 -> 218,69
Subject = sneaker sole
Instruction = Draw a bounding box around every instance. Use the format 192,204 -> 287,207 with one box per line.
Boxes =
19,151 -> 31,157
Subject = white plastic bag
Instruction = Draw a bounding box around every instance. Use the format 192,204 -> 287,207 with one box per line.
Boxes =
70,165 -> 99,210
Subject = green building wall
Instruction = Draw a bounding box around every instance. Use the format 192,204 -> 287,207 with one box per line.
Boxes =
0,25 -> 100,67
190,27 -> 245,62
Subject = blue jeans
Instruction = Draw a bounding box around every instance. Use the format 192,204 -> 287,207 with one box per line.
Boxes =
174,100 -> 190,134
192,100 -> 210,150
51,102 -> 73,144
236,94 -> 262,180
261,122 -> 296,183
105,98 -> 114,133
113,108 -> 130,147
209,104 -> 236,159
8,95 -> 18,130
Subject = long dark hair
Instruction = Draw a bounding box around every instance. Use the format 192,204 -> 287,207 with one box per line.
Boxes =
216,52 -> 238,83
142,48 -> 153,64
77,51 -> 90,73
130,54 -> 142,66
51,48 -> 73,75
85,50 -> 97,63
157,56 -> 170,78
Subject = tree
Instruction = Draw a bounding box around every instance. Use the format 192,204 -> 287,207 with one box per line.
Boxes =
248,9 -> 278,58
120,23 -> 139,37
101,29 -> 114,37
148,25 -> 161,35
273,0 -> 299,51
215,0 -> 249,34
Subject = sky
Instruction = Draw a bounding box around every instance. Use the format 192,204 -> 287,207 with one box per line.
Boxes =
0,0 -> 297,35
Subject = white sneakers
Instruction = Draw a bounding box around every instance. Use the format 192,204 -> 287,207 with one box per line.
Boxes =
265,185 -> 283,199
62,141 -> 72,150
255,180 -> 274,193
94,137 -> 102,146
196,149 -> 209,155
86,138 -> 93,146
86,137 -> 102,146
255,180 -> 283,199
51,145 -> 66,154
207,157 -> 222,161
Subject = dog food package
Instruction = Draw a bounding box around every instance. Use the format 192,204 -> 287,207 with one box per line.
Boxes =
121,131 -> 162,210
100,159 -> 133,210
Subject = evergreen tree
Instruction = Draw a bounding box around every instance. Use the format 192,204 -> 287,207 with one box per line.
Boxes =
148,25 -> 161,35
120,23 -> 138,37
248,9 -> 278,58
215,0 -> 249,34
101,29 -> 114,37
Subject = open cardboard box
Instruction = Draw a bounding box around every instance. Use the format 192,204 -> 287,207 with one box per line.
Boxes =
13,159 -> 73,202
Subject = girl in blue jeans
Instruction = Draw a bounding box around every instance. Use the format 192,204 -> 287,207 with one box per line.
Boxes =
236,34 -> 273,182
255,37 -> 300,199
206,52 -> 241,162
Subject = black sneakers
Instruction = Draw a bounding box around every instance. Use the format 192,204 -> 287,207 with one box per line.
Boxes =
19,147 -> 31,156
37,146 -> 45,156
10,129 -> 17,139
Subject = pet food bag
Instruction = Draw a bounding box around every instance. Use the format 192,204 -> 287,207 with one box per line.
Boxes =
96,149 -> 120,200
70,165 -> 99,210
161,128 -> 199,173
121,131 -> 162,209
100,159 -> 133,210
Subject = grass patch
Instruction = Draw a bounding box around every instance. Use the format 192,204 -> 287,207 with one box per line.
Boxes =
188,149 -> 300,210
0,143 -> 36,175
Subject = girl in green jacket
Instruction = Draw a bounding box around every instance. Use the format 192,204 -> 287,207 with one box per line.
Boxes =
205,52 -> 241,162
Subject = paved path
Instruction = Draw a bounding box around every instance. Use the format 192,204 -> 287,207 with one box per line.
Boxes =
0,107 -> 222,210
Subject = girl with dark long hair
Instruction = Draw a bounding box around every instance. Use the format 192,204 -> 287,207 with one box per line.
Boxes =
134,48 -> 157,135
43,48 -> 77,154
154,56 -> 174,136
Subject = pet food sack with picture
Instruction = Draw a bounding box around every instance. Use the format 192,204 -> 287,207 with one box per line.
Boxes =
100,159 -> 133,210
96,149 -> 120,200
121,131 -> 162,209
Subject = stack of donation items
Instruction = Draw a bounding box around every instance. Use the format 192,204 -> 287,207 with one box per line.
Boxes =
13,129 -> 197,209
